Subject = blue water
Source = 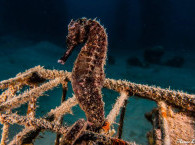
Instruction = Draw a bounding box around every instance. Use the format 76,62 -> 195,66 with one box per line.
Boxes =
0,0 -> 195,144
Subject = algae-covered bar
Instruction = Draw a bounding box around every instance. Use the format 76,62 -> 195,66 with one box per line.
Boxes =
0,66 -> 194,145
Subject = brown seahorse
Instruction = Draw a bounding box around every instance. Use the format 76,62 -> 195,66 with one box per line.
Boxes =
58,18 -> 108,130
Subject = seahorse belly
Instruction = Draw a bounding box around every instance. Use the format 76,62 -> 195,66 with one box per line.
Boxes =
72,47 -> 106,129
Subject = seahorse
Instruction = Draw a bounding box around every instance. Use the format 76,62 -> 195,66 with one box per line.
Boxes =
58,18 -> 108,130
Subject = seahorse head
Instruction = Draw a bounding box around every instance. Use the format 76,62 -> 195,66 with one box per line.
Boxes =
58,18 -> 89,64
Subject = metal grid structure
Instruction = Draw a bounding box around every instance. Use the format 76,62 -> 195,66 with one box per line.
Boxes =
0,66 -> 194,145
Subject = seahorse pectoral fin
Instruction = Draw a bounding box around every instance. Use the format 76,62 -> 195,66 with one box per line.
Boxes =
58,46 -> 74,65
100,120 -> 110,133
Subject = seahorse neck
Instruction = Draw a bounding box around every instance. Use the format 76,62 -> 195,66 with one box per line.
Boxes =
82,21 -> 107,55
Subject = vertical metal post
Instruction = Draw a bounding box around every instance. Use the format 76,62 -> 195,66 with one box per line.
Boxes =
27,85 -> 38,118
55,82 -> 68,145
117,99 -> 128,139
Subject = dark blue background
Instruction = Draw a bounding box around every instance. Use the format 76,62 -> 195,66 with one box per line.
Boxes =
1,0 -> 195,50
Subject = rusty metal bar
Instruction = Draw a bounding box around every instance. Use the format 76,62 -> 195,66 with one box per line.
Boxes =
117,99 -> 128,139
55,82 -> 68,145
